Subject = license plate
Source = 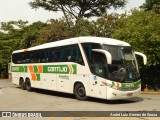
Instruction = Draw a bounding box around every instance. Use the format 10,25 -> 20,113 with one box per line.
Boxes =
127,93 -> 133,96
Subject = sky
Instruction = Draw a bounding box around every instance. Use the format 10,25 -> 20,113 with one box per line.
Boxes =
0,0 -> 145,24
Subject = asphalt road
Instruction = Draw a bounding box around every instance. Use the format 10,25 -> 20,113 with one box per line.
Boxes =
0,79 -> 160,120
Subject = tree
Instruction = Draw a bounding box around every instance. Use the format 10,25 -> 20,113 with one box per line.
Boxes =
23,21 -> 47,47
140,0 -> 160,13
29,0 -> 127,21
33,13 -> 119,45
112,9 -> 160,66
32,18 -> 73,46
91,13 -> 119,37
0,20 -> 28,33
0,20 -> 46,78
71,18 -> 94,36
72,13 -> 119,37
0,39 -> 23,78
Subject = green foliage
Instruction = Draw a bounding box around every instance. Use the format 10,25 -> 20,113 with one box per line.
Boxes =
112,9 -> 160,66
23,21 -> 47,47
140,0 -> 160,13
0,21 -> 46,78
0,20 -> 28,33
33,14 -> 119,45
32,18 -> 73,46
72,18 -> 94,36
92,13 -> 119,37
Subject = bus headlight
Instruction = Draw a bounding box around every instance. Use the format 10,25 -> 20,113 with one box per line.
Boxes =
112,86 -> 118,90
105,82 -> 118,90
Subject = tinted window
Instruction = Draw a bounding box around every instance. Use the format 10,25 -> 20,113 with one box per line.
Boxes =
82,43 -> 101,64
12,44 -> 84,65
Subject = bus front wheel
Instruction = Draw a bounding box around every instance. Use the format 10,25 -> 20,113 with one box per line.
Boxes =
74,83 -> 87,100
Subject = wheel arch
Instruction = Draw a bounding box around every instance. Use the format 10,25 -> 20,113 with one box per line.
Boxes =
73,81 -> 86,94
25,77 -> 30,81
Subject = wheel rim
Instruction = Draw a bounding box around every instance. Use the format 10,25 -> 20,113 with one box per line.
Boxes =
78,87 -> 85,97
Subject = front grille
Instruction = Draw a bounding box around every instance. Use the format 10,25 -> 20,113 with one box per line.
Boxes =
118,87 -> 139,91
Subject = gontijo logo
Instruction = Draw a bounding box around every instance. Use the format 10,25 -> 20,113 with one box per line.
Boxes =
48,66 -> 68,72
43,64 -> 77,74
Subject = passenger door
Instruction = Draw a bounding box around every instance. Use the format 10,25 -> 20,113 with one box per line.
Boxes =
89,52 -> 108,99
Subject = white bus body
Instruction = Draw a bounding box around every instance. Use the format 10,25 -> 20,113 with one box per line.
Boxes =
11,37 -> 147,100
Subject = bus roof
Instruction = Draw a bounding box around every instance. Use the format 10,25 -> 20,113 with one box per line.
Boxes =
79,36 -> 130,46
13,36 -> 130,53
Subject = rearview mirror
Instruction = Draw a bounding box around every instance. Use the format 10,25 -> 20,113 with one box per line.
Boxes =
134,52 -> 147,65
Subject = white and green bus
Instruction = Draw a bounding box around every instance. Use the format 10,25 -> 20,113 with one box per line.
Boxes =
11,37 -> 147,100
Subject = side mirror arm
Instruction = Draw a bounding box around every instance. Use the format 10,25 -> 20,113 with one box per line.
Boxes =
134,52 -> 147,65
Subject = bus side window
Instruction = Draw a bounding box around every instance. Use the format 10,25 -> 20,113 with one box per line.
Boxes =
12,53 -> 21,64
55,48 -> 61,62
30,52 -> 35,63
17,53 -> 22,64
45,49 -> 49,62
35,51 -> 40,63
74,45 -> 84,65
26,53 -> 30,63
61,44 -> 84,65
34,49 -> 45,63
48,48 -> 57,62
22,53 -> 27,63
59,47 -> 64,62
64,46 -> 74,62
41,50 -> 46,63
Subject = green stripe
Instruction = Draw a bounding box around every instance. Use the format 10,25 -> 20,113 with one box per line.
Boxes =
36,74 -> 40,81
11,66 -> 27,72
33,66 -> 38,73
72,64 -> 77,74
12,64 -> 77,82
121,80 -> 141,88
112,82 -> 115,86
12,64 -> 77,74
112,80 -> 141,88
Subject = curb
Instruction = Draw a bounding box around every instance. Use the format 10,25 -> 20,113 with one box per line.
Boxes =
141,91 -> 160,95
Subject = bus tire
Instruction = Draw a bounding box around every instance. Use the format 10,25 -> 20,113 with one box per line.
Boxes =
26,79 -> 32,92
20,78 -> 26,90
74,83 -> 87,101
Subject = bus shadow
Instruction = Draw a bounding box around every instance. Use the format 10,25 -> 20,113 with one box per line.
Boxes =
17,87 -> 144,104
17,87 -> 76,99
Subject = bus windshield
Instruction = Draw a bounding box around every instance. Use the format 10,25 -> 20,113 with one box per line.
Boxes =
102,45 -> 139,83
